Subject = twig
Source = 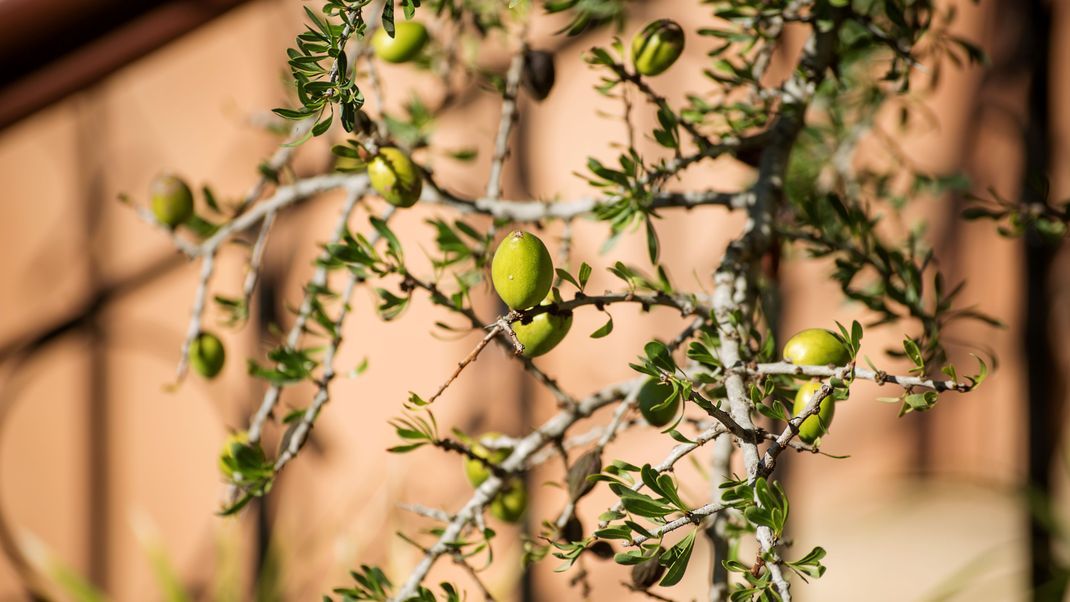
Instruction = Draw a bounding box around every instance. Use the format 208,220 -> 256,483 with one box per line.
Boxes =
404,275 -> 581,409
201,174 -> 361,256
606,61 -> 715,156
245,185 -> 368,445
433,186 -> 751,222
272,207 -> 397,474
707,436 -> 733,602
424,323 -> 504,405
239,211 -> 277,318
450,551 -> 497,602
174,250 -> 217,383
630,502 -> 725,546
400,503 -> 454,522
757,373 -> 841,477
513,290 -> 709,323
126,202 -> 200,257
364,46 -> 389,139
485,41 -> 528,201
554,219 -> 574,287
743,361 -> 974,392
598,423 -> 729,529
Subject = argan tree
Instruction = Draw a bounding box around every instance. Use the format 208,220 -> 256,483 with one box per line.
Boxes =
127,0 -> 1059,600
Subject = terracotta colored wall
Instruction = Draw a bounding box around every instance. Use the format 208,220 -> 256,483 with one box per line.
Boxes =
0,1 -> 1066,601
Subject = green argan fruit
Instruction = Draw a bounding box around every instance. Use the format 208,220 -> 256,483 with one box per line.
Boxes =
463,433 -> 511,487
792,380 -> 835,444
150,174 -> 194,228
782,328 -> 850,366
631,19 -> 685,76
513,292 -> 572,357
522,49 -> 555,101
491,230 -> 554,310
371,21 -> 429,63
637,379 -> 681,427
190,331 -> 226,379
368,147 -> 422,207
490,479 -> 527,523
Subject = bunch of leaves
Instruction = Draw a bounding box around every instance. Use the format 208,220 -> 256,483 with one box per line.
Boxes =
544,0 -> 630,36
964,178 -> 1070,243
273,1 -> 375,144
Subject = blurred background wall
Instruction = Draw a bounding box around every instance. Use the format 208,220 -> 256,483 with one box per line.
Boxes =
0,0 -> 1067,600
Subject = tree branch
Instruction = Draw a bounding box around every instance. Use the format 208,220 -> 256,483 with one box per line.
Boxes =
744,361 -> 975,392
388,377 -> 644,602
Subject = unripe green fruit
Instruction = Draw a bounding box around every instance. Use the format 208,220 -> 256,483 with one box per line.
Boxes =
637,379 -> 681,427
631,19 -> 685,76
513,292 -> 572,357
190,331 -> 226,379
218,431 -> 249,477
782,328 -> 850,366
150,174 -> 194,228
491,231 -> 554,310
792,380 -> 835,444
490,479 -> 527,523
463,433 -> 511,487
371,21 -> 429,63
368,147 -> 422,207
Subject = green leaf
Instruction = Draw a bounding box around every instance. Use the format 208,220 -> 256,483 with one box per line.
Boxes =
591,314 -> 614,338
272,107 -> 313,120
446,148 -> 478,162
903,337 -> 924,369
658,529 -> 697,587
610,486 -> 675,518
578,262 -> 592,289
966,356 -> 987,388
376,288 -> 410,321
593,526 -> 632,541
643,340 -> 676,373
645,217 -> 660,264
556,268 -> 580,290
370,217 -> 404,264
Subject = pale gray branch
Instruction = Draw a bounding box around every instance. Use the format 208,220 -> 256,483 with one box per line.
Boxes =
245,184 -> 367,445
273,206 -> 398,474
631,502 -> 725,547
485,44 -> 526,201
745,361 -> 974,392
